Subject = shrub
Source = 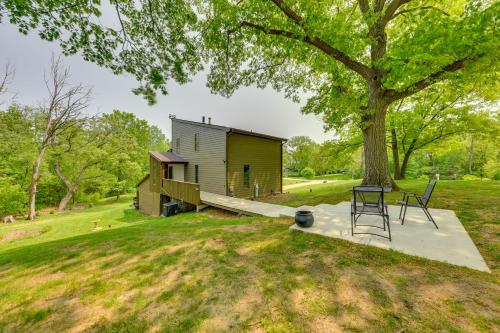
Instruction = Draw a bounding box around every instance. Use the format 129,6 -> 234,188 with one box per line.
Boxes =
300,167 -> 315,179
462,175 -> 486,180
484,160 -> 500,180
0,177 -> 25,217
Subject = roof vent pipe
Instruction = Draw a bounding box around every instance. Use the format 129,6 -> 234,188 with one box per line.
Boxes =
208,117 -> 212,125
202,116 -> 205,123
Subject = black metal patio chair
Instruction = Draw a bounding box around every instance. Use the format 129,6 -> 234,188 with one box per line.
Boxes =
351,186 -> 391,241
397,181 -> 438,229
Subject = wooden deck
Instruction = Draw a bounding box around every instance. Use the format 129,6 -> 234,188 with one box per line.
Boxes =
162,179 -> 201,206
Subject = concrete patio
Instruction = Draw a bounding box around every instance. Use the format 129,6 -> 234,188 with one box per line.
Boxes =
200,191 -> 490,272
287,202 -> 490,273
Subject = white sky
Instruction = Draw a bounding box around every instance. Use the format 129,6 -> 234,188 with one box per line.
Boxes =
1,22 -> 334,143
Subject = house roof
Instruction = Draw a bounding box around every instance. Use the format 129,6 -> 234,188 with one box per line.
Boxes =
137,174 -> 150,187
149,151 -> 188,163
172,117 -> 287,142
228,128 -> 287,142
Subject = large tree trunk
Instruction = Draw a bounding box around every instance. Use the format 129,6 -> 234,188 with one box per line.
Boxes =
27,146 -> 47,220
390,127 -> 401,180
361,91 -> 396,188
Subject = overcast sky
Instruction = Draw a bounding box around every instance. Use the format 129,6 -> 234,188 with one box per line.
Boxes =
1,22 -> 334,143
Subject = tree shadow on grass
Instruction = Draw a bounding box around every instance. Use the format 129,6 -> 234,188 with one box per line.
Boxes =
0,212 -> 273,331
0,212 -> 498,332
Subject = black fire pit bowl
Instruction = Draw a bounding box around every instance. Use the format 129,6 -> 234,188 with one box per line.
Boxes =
295,210 -> 314,228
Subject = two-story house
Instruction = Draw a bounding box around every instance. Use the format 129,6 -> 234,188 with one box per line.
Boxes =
136,116 -> 286,216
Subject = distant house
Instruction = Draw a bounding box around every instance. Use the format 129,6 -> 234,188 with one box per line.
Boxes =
136,116 -> 287,216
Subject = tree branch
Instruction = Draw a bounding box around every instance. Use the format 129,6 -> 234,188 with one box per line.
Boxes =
385,54 -> 482,102
265,0 -> 371,78
381,0 -> 413,26
393,6 -> 450,19
375,0 -> 387,12
231,19 -> 372,78
269,0 -> 304,25
358,0 -> 370,14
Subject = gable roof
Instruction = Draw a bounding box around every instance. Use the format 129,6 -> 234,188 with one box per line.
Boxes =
137,174 -> 150,187
228,128 -> 287,142
172,117 -> 287,142
149,151 -> 188,163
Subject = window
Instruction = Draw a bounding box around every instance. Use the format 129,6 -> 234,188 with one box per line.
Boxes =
243,164 -> 250,188
175,138 -> 180,153
194,133 -> 199,152
195,165 -> 199,183
168,166 -> 173,179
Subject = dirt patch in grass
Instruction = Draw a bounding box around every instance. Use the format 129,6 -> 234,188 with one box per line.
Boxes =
202,237 -> 226,251
203,207 -> 240,219
416,282 -> 460,302
1,229 -> 43,242
309,315 -> 344,332
233,285 -> 263,318
236,239 -> 281,256
335,274 -> 377,323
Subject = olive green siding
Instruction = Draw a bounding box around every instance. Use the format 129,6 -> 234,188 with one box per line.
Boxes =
227,133 -> 282,198
149,156 -> 163,193
138,176 -> 161,216
171,119 -> 227,195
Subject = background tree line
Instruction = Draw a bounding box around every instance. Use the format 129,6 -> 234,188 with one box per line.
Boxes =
285,107 -> 499,181
0,59 -> 169,219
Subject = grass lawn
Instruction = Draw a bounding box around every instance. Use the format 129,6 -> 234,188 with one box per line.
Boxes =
283,174 -> 352,185
283,177 -> 309,186
0,181 -> 499,332
313,174 -> 354,181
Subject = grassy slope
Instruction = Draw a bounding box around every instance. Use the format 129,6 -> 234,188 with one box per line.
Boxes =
0,181 -> 498,332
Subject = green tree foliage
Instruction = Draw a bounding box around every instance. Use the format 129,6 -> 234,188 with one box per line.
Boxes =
0,106 -> 169,216
98,110 -> 169,199
285,136 -> 318,173
0,105 -> 39,186
3,1 -> 497,186
399,127 -> 500,181
285,135 -> 363,177
0,178 -> 25,217
388,84 -> 479,179
202,0 -> 498,186
0,0 -> 201,105
300,167 -> 315,179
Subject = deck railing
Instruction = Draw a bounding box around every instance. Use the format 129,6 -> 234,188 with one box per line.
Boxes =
161,179 -> 201,206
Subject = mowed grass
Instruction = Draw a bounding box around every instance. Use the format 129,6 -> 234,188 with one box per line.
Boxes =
0,181 -> 498,332
283,174 -> 352,186
283,177 -> 309,186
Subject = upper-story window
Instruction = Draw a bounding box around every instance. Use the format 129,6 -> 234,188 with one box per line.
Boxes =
175,138 -> 180,153
194,133 -> 199,152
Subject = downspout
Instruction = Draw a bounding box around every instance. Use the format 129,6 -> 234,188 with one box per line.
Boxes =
225,130 -> 230,196
280,142 -> 284,194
